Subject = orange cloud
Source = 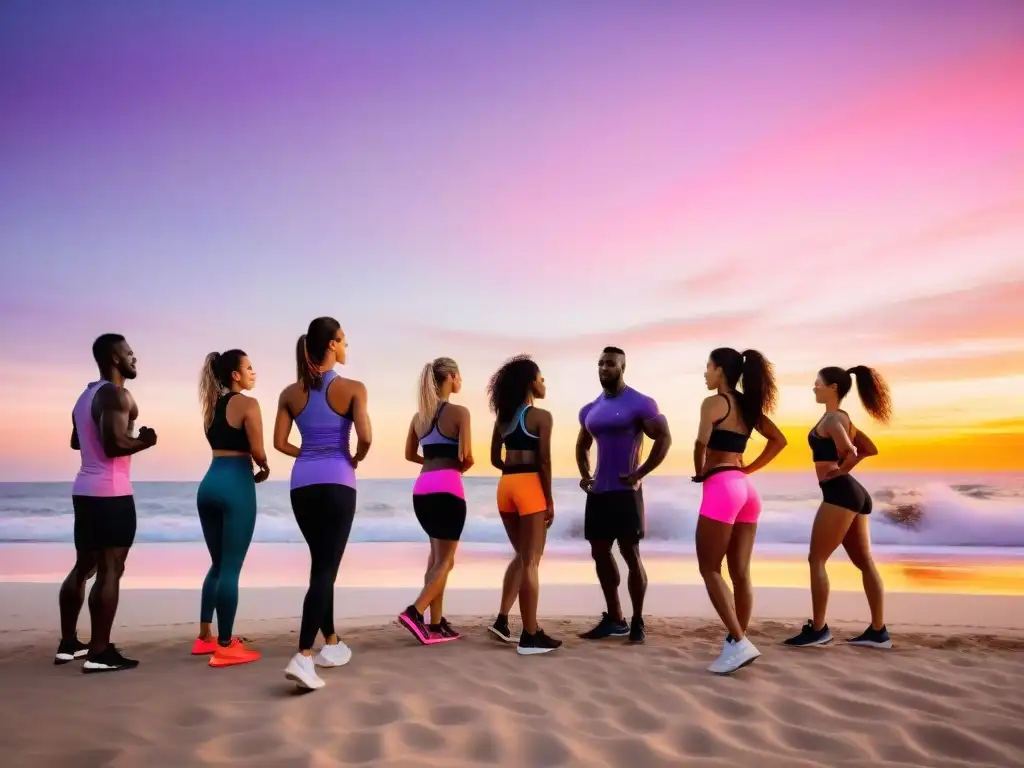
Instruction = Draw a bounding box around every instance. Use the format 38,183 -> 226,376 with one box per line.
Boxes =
776,349 -> 1024,387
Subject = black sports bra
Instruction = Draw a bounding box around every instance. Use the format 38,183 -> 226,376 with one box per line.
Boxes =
706,394 -> 751,453
502,405 -> 540,451
206,393 -> 251,453
808,412 -> 856,462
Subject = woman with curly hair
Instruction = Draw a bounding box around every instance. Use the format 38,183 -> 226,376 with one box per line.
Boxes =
485,355 -> 561,655
785,365 -> 893,650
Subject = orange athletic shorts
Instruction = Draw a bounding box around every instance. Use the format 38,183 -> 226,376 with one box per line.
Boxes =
496,471 -> 547,516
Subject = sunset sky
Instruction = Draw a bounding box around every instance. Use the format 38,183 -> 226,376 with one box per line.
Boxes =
1,1 -> 1023,480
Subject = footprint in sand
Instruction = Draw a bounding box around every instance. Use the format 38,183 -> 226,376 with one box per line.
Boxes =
352,699 -> 404,728
523,732 -> 574,767
399,722 -> 447,752
339,731 -> 384,764
618,704 -> 665,734
172,704 -> 210,728
466,728 -> 504,763
428,704 -> 479,726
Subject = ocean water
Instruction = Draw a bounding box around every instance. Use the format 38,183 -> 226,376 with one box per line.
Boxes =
2,473 -> 1024,554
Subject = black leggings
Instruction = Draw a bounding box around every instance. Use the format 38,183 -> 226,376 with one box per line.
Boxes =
291,483 -> 357,651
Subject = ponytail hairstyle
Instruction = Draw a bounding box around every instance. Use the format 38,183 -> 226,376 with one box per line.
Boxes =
818,365 -> 892,423
487,354 -> 540,424
709,347 -> 778,429
199,349 -> 247,429
295,316 -> 341,391
414,357 -> 460,433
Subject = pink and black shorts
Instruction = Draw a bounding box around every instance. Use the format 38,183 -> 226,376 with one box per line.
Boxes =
412,469 -> 467,541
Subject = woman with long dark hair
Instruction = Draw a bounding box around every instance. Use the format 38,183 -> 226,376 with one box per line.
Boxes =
397,356 -> 473,644
785,365 -> 892,649
693,348 -> 787,675
274,317 -> 372,690
193,349 -> 268,668
486,355 -> 561,655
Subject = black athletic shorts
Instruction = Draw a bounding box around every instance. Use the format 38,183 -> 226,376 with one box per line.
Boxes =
413,493 -> 467,542
72,495 -> 137,551
819,475 -> 873,515
584,489 -> 645,543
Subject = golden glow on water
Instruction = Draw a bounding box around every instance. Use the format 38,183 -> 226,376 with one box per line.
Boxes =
1,543 -> 1021,596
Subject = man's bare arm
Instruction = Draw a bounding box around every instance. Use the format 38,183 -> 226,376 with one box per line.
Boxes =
98,387 -> 155,457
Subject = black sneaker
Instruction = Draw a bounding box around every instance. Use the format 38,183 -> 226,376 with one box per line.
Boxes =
783,620 -> 833,647
54,636 -> 89,666
846,625 -> 892,649
628,616 -> 646,644
488,614 -> 513,643
428,618 -> 461,640
82,644 -> 139,674
579,612 -> 629,640
516,629 -> 562,656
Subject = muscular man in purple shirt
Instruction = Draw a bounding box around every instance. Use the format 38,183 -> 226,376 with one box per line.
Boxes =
575,347 -> 672,643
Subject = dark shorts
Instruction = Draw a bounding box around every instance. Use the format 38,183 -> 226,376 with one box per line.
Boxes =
72,495 -> 137,551
820,475 -> 873,515
584,489 -> 645,543
413,493 -> 467,542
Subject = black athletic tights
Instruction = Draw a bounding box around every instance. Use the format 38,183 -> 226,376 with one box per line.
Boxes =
290,484 -> 357,651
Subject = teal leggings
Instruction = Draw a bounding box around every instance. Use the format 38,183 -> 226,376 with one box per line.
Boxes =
197,456 -> 257,644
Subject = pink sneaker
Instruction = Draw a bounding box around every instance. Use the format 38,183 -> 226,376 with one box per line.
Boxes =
397,606 -> 446,645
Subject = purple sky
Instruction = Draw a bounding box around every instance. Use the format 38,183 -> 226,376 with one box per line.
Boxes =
2,1 -> 1023,478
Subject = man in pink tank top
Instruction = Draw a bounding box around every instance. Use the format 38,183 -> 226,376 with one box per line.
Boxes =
56,334 -> 157,673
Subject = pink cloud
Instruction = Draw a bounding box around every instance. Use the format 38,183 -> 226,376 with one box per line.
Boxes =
782,279 -> 1024,349
416,309 -> 761,356
550,45 -> 1024,278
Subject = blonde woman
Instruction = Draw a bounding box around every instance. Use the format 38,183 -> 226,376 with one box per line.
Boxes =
397,357 -> 473,644
193,349 -> 268,668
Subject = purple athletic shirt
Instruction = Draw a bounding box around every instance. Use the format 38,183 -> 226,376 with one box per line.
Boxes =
579,386 -> 660,493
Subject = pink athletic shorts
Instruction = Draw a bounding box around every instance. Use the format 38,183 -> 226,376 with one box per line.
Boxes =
698,467 -> 762,525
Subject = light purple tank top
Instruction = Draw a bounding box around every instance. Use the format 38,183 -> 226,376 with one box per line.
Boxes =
290,370 -> 356,490
72,381 -> 132,497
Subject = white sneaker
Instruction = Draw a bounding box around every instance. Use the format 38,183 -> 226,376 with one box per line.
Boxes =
314,640 -> 352,668
708,636 -> 761,675
284,653 -> 325,690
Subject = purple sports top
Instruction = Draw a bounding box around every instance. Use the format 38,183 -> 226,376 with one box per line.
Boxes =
290,370 -> 357,490
579,385 -> 660,493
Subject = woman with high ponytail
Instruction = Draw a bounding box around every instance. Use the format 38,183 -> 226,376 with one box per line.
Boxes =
396,357 -> 472,644
785,365 -> 892,650
193,348 -> 267,668
693,347 -> 787,674
274,317 -> 372,691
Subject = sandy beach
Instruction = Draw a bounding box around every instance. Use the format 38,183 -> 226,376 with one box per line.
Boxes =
2,613 -> 1024,768
2,543 -> 1024,768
